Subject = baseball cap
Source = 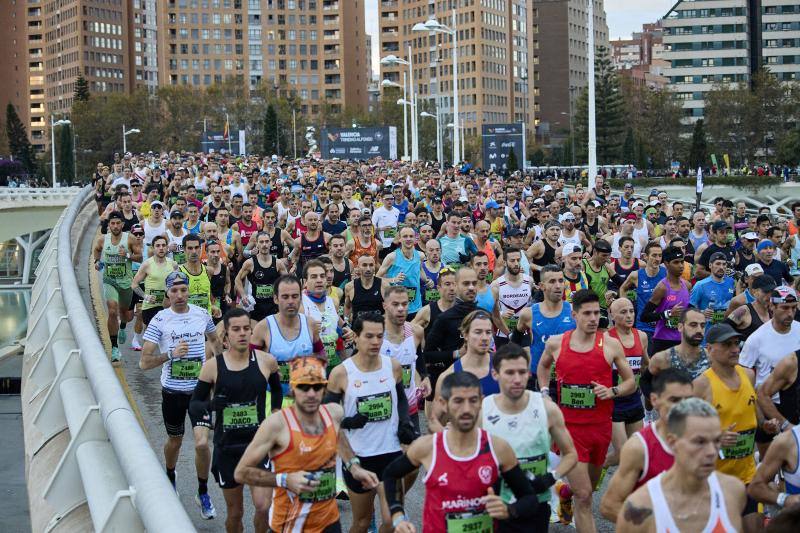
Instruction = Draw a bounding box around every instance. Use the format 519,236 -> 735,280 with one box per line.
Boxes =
544,220 -> 562,230
648,200 -> 661,207
742,232 -> 759,241
706,323 -> 742,344
712,220 -> 731,231
542,185 -> 553,192
485,200 -> 501,210
165,270 -> 189,289
507,228 -> 524,237
558,212 -> 576,223
709,251 -> 728,264
631,200 -> 645,209
131,224 -> 144,234
624,182 -> 633,189
744,263 -> 764,277
662,247 -> 684,263
290,357 -> 328,386
621,212 -> 638,222
107,210 -> 125,222
772,285 -> 798,304
562,243 -> 583,258
756,239 -> 776,252
169,209 -> 184,219
533,197 -> 545,205
150,200 -> 165,209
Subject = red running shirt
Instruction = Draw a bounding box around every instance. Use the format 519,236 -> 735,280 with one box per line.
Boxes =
422,429 -> 500,533
634,424 -> 675,490
555,330 -> 614,425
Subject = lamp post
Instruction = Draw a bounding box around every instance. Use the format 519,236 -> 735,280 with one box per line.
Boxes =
413,10 -> 459,166
587,0 -> 598,189
51,116 -> 71,187
420,110 -> 442,171
122,124 -> 140,154
381,51 -> 418,162
382,77 -> 409,161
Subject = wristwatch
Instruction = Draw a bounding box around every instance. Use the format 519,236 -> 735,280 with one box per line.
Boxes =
777,492 -> 788,508
392,514 -> 408,528
344,457 -> 361,471
540,387 -> 550,398
611,386 -> 619,397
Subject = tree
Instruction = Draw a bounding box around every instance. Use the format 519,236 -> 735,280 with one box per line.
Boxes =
73,75 -> 91,103
263,104 -> 278,155
574,46 -> 627,164
531,148 -> 545,167
506,147 -> 519,172
622,127 -> 635,164
688,119 -> 709,169
777,129 -> 800,166
57,123 -> 75,185
639,88 -> 684,168
5,103 -> 35,172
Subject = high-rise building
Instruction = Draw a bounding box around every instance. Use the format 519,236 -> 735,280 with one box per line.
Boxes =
377,0 -> 535,155
1,0 -> 368,153
610,21 -> 668,89
662,0 -> 800,122
532,0 -> 609,143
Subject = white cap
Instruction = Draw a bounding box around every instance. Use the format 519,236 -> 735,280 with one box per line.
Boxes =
542,185 -> 553,192
745,263 -> 764,276
533,197 -> 545,204
559,212 -> 576,223
742,232 -> 759,240
632,200 -> 645,209
561,243 -> 583,258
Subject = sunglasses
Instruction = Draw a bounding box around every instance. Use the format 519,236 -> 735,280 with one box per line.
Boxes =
132,232 -> 145,237
295,383 -> 325,392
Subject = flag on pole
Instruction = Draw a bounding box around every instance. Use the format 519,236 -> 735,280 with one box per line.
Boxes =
723,154 -> 731,175
223,114 -> 230,140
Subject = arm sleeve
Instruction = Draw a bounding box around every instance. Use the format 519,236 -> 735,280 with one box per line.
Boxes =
396,382 -> 411,426
500,465 -> 542,519
640,300 -> 661,324
189,380 -> 213,420
415,349 -> 428,379
639,366 -> 654,399
383,454 -> 418,516
268,371 -> 283,411
425,315 -> 445,351
322,390 -> 344,404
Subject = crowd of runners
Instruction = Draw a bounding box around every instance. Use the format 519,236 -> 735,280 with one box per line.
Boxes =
89,151 -> 800,532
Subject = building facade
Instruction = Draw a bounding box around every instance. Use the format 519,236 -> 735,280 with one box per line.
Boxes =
0,0 -> 33,149
662,0 -> 800,122
531,0 -> 609,143
377,0 -> 536,154
610,21 -> 668,89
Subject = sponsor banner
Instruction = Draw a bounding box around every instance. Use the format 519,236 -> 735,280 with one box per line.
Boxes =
482,123 -> 524,170
200,130 -> 246,155
320,127 -> 397,160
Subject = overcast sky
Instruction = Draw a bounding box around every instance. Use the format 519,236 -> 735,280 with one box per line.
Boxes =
364,0 -> 675,74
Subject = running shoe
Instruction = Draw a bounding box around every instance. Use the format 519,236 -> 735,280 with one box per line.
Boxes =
118,328 -> 127,345
131,334 -> 142,351
196,493 -> 216,520
367,515 -> 378,533
110,346 -> 121,362
555,480 -> 574,525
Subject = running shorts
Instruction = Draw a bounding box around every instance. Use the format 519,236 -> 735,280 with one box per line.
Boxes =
212,448 -> 269,489
342,451 -> 403,494
161,388 -> 211,437
104,283 -> 133,310
612,405 -> 645,424
567,421 -> 612,466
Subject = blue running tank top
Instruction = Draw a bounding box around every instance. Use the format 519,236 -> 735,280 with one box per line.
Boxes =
388,248 -> 423,313
454,357 -> 500,396
635,266 -> 666,334
266,314 -> 314,394
476,286 -> 495,313
530,302 -> 575,372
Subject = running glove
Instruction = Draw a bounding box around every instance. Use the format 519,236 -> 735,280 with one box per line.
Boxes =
341,413 -> 369,430
529,472 -> 556,493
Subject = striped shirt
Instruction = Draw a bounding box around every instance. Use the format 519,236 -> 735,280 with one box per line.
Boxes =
143,305 -> 216,393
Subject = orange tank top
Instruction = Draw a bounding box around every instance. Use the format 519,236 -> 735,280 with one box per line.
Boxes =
270,405 -> 339,532
350,235 -> 380,265
482,239 -> 497,273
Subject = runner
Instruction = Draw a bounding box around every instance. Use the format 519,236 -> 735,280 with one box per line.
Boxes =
344,254 -> 384,321
491,248 -> 531,346
754,349 -> 800,445
347,215 -> 382,266
582,239 -> 614,328
179,234 -> 218,317
640,246 -> 690,353
483,343 -> 579,532
140,271 -> 223,519
292,211 -> 331,275
233,357 -> 379,533
324,312 -> 416,533
300,260 -> 353,371
725,274 -> 775,340
616,398 -> 745,532
234,202 -> 261,248
206,239 -> 231,324
600,368 -> 694,520
527,220 -> 561,282
329,234 -> 352,290
189,309 -> 282,532
747,418 -> 800,513
384,372 -> 548,533
690,252 -> 736,330
411,267 -> 456,334
693,323 -> 771,533
618,242 -> 666,348
93,211 -> 142,361
561,243 -> 590,302
235,232 -> 287,325
377,226 -> 431,318
421,239 -> 444,306
605,298 -> 650,467
166,209 -> 188,265
536,289 -> 636,533
131,234 -> 177,327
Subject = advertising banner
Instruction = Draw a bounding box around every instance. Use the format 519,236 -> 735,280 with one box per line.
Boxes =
320,127 -> 398,160
200,130 -> 246,155
482,123 -> 525,170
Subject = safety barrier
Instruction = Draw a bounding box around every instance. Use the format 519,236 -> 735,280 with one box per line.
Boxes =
0,187 -> 79,209
22,187 -> 194,532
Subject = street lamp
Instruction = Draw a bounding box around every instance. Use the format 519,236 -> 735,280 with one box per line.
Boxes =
420,111 -> 443,172
381,50 -> 419,162
122,124 -> 140,153
446,122 -> 465,164
50,116 -> 71,187
382,78 -> 409,161
413,11 -> 460,166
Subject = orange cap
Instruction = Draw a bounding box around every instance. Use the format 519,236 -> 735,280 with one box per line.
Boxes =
289,356 -> 328,386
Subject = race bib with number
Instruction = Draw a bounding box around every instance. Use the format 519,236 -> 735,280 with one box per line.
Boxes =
501,454 -> 547,501
189,294 -> 210,309
401,364 -> 413,388
445,511 -> 492,533
299,467 -> 337,502
722,429 -> 756,459
559,384 -> 596,409
173,251 -> 186,264
504,316 -> 519,331
105,260 -> 126,278
146,289 -> 165,302
711,309 -> 725,324
626,290 -> 637,301
255,284 -> 274,299
356,391 -> 393,422
222,402 -> 259,430
617,356 -> 642,387
384,227 -> 397,238
666,315 -> 679,329
278,361 -> 291,384
170,358 -> 202,380
425,288 -> 441,302
406,287 -> 417,302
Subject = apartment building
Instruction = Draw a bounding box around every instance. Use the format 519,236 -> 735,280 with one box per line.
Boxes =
0,1 -> 32,148
610,21 -> 668,89
662,0 -> 800,122
532,0 -> 609,140
377,0 -> 535,146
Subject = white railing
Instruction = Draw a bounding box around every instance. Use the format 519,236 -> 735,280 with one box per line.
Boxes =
22,187 -> 193,532
0,187 -> 80,208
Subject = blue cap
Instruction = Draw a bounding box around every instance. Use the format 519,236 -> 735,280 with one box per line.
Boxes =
485,200 -> 501,210
165,270 -> 189,289
756,239 -> 776,252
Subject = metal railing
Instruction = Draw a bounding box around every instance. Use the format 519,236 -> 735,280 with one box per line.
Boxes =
0,187 -> 80,208
22,187 -> 193,532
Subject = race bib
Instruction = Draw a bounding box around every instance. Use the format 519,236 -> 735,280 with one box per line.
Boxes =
445,511 -> 492,533
170,358 -> 202,380
356,391 -> 392,422
255,284 -> 274,299
299,467 -> 337,502
278,361 -> 291,384
486,273 -> 493,283
721,429 -> 756,459
188,293 -> 210,310
626,290 -> 637,301
502,454 -> 547,501
504,316 -> 519,331
617,356 -> 642,387
173,251 -> 186,264
222,402 -> 259,430
406,287 -> 417,302
146,289 -> 165,303
105,260 -> 126,278
666,314 -> 679,329
425,288 -> 440,302
401,364 -> 413,388
384,227 -> 397,238
711,309 -> 725,324
559,384 -> 596,409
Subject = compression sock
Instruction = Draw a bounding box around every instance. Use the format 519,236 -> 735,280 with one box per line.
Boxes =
198,477 -> 208,496
166,468 -> 176,484
110,334 -> 118,347
120,321 -> 127,330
